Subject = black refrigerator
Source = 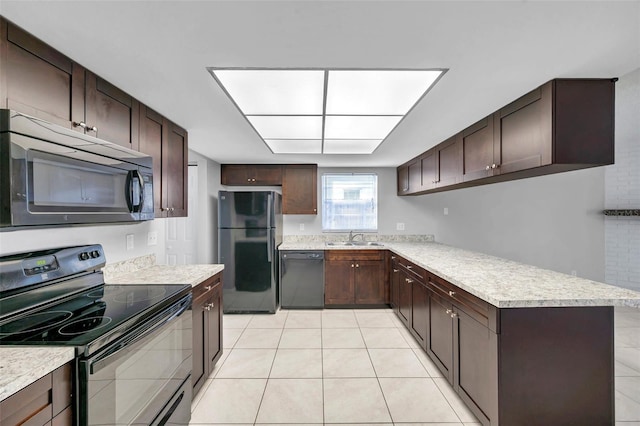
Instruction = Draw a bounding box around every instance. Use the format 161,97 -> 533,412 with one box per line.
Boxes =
218,191 -> 282,313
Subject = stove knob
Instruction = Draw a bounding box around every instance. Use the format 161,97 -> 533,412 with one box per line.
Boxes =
79,252 -> 89,261
91,250 -> 100,258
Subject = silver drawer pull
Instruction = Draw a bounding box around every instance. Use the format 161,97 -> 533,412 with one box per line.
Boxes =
449,291 -> 456,297
393,269 -> 399,273
450,313 -> 457,318
446,309 -> 452,314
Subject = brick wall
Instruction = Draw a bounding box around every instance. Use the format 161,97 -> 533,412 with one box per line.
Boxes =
605,68 -> 640,291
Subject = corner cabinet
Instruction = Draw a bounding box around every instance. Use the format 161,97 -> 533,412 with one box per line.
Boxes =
192,273 -> 223,396
324,250 -> 387,306
0,362 -> 73,426
398,78 -> 615,196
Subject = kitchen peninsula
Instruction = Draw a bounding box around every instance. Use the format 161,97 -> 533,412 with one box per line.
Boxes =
280,239 -> 640,425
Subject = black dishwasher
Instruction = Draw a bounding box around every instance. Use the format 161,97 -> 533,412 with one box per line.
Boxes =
280,251 -> 324,309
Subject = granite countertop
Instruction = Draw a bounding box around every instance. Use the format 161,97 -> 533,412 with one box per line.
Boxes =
279,241 -> 640,308
104,264 -> 224,287
0,347 -> 75,402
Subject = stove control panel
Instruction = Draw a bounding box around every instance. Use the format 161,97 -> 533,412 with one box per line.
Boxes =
23,255 -> 59,276
79,250 -> 101,261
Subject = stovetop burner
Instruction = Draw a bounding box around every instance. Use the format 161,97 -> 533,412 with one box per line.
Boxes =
59,316 -> 113,335
113,286 -> 167,304
0,310 -> 73,336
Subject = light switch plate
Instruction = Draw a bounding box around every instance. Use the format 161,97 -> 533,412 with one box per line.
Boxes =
299,223 -> 305,231
444,207 -> 449,215
396,222 -> 405,231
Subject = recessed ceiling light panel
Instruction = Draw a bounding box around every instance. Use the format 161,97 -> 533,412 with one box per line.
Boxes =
326,70 -> 442,115
213,69 -> 324,115
265,139 -> 322,154
247,116 -> 322,139
324,116 -> 403,140
323,139 -> 382,154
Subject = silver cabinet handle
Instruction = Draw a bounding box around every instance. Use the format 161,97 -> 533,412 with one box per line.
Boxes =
393,269 -> 399,273
407,265 -> 412,269
450,313 -> 457,318
73,121 -> 88,129
205,285 -> 212,291
351,264 -> 355,268
446,309 -> 452,314
449,291 -> 456,296
204,302 -> 215,311
491,163 -> 499,169
405,278 -> 413,283
355,264 -> 359,268
485,165 -> 491,170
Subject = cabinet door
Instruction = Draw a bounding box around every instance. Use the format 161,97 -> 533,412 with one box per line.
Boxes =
207,284 -> 223,374
426,288 -> 454,382
0,18 -> 85,129
420,149 -> 437,191
453,306 -> 498,425
138,105 -> 165,217
411,280 -> 428,348
390,259 -> 400,311
398,270 -> 412,326
494,82 -> 553,175
253,165 -> 283,185
462,116 -> 495,182
408,159 -> 422,193
324,260 -> 355,305
397,164 -> 410,195
85,71 -> 139,149
282,164 -> 317,214
436,134 -> 463,187
220,165 -> 250,185
163,122 -> 188,217
354,259 -> 385,304
192,292 -> 207,394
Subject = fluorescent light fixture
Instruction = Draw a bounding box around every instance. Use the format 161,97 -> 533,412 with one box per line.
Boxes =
324,140 -> 382,154
324,116 -> 403,140
213,70 -> 324,114
326,70 -> 442,115
247,116 -> 322,139
265,139 -> 322,154
208,68 -> 445,154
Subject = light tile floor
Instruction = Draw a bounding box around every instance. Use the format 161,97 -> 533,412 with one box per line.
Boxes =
190,307 -> 640,426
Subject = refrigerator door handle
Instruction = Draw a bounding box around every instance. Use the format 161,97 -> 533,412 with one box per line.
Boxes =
267,228 -> 272,262
266,192 -> 272,228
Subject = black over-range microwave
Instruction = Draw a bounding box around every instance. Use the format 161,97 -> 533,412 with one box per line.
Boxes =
0,109 -> 154,229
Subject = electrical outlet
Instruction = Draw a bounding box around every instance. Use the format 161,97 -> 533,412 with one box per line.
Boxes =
444,207 -> 449,215
299,223 -> 305,231
147,231 -> 158,246
126,234 -> 134,251
396,222 -> 405,231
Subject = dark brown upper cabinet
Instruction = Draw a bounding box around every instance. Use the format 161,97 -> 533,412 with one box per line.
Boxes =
282,164 -> 317,215
397,158 -> 422,194
462,116 -> 496,183
398,78 -> 615,196
138,105 -> 166,217
85,71 -> 140,150
420,149 -> 437,191
163,121 -> 188,217
221,164 -> 283,186
0,17 -> 84,130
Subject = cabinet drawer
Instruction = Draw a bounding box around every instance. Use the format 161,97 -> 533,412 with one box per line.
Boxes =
428,274 -> 494,329
325,250 -> 384,261
193,273 -> 222,300
396,257 -> 426,283
0,373 -> 52,426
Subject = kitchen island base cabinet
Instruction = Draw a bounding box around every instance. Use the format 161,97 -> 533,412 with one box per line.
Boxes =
192,273 -> 223,396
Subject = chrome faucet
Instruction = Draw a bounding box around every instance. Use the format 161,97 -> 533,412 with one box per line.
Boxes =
348,230 -> 364,242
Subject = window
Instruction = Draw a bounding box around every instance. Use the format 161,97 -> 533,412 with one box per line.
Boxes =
322,173 -> 378,231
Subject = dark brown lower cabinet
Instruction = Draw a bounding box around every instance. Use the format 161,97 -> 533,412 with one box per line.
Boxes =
192,273 -> 223,396
389,257 -> 400,311
393,253 -> 614,426
324,250 -> 387,307
0,362 -> 73,426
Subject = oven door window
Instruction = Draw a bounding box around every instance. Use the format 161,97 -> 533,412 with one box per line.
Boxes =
27,149 -> 132,213
80,299 -> 192,426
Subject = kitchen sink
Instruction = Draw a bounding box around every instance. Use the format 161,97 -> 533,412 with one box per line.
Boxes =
325,241 -> 384,246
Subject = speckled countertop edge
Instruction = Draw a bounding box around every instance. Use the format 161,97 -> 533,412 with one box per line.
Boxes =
0,347 -> 75,402
279,240 -> 640,308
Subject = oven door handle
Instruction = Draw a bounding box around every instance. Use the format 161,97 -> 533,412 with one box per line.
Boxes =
88,295 -> 191,374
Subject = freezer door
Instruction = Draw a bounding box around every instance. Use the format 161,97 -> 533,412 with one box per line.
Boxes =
218,191 -> 274,228
218,228 -> 277,313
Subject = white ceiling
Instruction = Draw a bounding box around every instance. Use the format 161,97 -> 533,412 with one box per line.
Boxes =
2,1 -> 639,167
